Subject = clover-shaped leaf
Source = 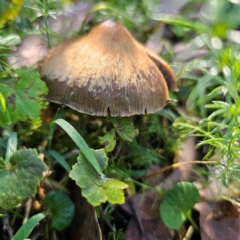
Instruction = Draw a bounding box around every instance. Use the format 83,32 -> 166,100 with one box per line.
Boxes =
45,191 -> 74,231
0,148 -> 47,209
69,149 -> 128,206
0,67 -> 48,126
160,182 -> 200,230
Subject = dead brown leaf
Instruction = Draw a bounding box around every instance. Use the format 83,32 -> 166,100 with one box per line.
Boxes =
206,200 -> 239,222
196,201 -> 240,240
121,191 -> 173,240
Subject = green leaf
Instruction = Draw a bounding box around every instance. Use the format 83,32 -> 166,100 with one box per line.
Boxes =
151,14 -> 209,33
0,67 -> 48,126
0,92 -> 10,125
5,132 -> 17,162
0,138 -> 7,149
12,213 -> 47,240
44,191 -> 74,231
49,150 -> 70,172
111,117 -> 139,142
0,0 -> 23,27
0,92 -> 6,112
69,149 -> 128,206
49,107 -> 68,142
0,148 -> 47,209
99,129 -> 116,153
54,119 -> 103,176
160,182 -> 200,230
0,34 -> 21,46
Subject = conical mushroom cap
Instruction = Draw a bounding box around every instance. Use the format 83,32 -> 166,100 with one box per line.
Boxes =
38,20 -> 177,117
136,42 -> 178,92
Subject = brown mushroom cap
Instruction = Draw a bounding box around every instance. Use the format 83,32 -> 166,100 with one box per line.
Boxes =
38,20 -> 177,117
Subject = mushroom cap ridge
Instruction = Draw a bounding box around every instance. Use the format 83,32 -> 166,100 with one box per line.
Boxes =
39,20 -> 177,117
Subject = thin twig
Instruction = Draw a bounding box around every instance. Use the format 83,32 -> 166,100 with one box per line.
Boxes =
183,226 -> 194,240
23,199 -> 32,224
142,160 -> 217,179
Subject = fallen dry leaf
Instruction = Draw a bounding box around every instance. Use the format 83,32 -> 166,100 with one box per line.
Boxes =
196,201 -> 240,240
206,200 -> 239,221
121,191 -> 173,240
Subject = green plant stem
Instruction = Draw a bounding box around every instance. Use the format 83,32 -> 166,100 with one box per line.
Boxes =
7,208 -> 23,220
128,178 -> 162,193
79,2 -> 142,35
48,107 -> 67,150
186,210 -> 199,232
0,59 -> 15,72
43,0 -> 51,48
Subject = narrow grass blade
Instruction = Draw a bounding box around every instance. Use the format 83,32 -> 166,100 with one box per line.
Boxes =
49,150 -> 71,172
151,14 -> 209,33
49,107 -> 68,139
12,213 -> 47,240
5,132 -> 17,162
54,119 -> 103,176
0,92 -> 6,112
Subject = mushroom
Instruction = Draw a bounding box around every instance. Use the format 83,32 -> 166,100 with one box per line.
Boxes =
38,20 -> 178,117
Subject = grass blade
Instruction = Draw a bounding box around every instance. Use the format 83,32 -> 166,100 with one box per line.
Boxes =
151,14 -> 209,33
5,132 -> 17,162
12,213 -> 47,240
49,150 -> 71,172
54,119 -> 103,176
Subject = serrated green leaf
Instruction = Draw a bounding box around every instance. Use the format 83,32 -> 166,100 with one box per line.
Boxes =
69,149 -> 128,206
0,148 -> 47,209
0,67 -> 48,126
44,191 -> 74,231
54,119 -> 103,176
160,182 -> 200,230
112,117 -> 139,142
99,129 -> 116,153
12,213 -> 47,240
